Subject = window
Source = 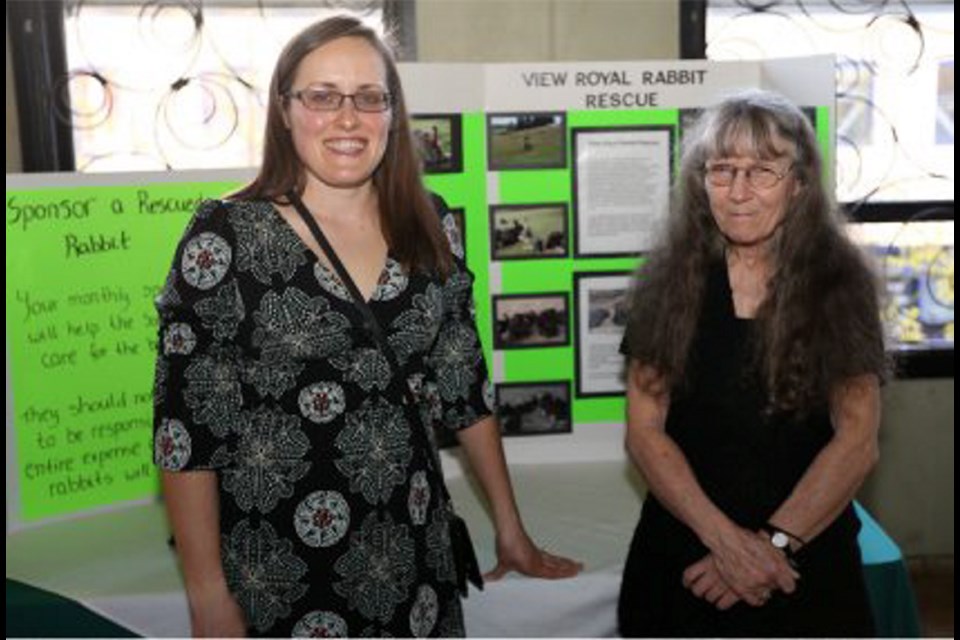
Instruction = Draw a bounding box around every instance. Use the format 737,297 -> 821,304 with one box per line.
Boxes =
704,0 -> 954,374
851,220 -> 954,353
706,0 -> 954,205
60,2 -> 387,171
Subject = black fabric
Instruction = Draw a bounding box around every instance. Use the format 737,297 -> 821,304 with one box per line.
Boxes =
289,191 -> 483,598
153,198 -> 491,637
618,262 -> 875,637
448,513 -> 484,597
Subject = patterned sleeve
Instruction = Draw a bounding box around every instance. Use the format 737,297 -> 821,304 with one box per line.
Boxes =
153,199 -> 244,472
428,194 -> 495,434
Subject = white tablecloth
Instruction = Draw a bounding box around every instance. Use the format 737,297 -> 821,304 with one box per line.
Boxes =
7,461 -> 645,637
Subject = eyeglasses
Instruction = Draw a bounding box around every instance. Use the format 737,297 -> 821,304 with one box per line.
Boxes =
285,87 -> 392,113
704,163 -> 793,190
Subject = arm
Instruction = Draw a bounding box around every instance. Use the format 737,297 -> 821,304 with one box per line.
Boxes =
154,201 -> 248,635
456,416 -> 582,580
765,374 -> 881,548
163,470 -> 247,637
690,375 -> 881,608
624,360 -> 796,606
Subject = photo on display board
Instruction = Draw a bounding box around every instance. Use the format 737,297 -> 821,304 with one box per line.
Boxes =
489,203 -> 569,260
573,271 -> 632,397
495,381 -> 572,437
492,292 -> 570,349
411,113 -> 463,174
571,125 -> 674,257
487,112 -> 567,171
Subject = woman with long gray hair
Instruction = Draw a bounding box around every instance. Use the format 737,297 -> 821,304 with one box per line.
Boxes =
618,90 -> 887,636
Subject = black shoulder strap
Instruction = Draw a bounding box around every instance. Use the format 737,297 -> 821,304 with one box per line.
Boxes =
287,190 -> 453,499
287,192 -> 401,375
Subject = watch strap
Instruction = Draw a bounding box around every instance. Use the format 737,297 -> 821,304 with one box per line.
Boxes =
765,522 -> 806,547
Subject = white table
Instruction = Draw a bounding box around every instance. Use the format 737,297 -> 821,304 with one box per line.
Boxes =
7,461 -> 644,637
7,460 -> 916,637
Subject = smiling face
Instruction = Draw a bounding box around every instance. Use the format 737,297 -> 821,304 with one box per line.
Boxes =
704,133 -> 800,251
285,36 -> 392,193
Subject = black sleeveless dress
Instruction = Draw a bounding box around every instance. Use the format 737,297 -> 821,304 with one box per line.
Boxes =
618,263 -> 875,637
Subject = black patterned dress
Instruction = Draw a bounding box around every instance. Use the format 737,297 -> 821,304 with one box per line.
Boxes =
152,198 -> 491,637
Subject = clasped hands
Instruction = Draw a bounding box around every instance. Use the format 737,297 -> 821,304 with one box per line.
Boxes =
682,527 -> 799,610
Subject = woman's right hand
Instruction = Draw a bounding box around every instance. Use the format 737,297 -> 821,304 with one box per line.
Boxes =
188,586 -> 247,638
485,526 -> 583,581
682,554 -> 741,610
708,525 -> 799,606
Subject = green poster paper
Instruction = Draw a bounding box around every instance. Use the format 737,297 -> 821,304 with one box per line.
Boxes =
495,109 -> 677,423
6,181 -> 241,521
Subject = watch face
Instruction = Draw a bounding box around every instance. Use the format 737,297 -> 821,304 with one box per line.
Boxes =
771,531 -> 790,549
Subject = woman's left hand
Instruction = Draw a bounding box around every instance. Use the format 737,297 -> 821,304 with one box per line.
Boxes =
484,529 -> 583,581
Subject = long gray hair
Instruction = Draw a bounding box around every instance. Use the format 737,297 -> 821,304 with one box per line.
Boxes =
625,90 -> 888,412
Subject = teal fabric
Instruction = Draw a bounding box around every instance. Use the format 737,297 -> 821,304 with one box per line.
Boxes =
864,561 -> 923,638
6,579 -> 139,638
855,502 -> 923,637
856,502 -> 906,564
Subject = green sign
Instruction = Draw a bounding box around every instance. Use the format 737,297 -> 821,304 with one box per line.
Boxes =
6,180 -> 241,521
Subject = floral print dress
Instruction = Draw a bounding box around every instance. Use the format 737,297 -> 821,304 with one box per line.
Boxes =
153,198 -> 492,637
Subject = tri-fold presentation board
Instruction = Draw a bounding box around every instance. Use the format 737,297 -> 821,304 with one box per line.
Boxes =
5,56 -> 834,525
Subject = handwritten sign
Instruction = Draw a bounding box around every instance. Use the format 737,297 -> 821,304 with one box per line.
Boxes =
5,178 -> 242,521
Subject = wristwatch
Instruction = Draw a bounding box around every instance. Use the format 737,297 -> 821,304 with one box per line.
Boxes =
768,530 -> 792,553
765,526 -> 798,567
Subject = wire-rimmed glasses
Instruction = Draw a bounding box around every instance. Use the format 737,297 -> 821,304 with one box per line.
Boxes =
285,87 -> 392,113
704,163 -> 793,190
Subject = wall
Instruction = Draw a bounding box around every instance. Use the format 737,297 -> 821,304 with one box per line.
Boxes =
862,378 -> 954,555
415,0 -> 679,62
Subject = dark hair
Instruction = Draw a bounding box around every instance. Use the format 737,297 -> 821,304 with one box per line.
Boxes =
231,15 -> 452,276
626,90 -> 888,412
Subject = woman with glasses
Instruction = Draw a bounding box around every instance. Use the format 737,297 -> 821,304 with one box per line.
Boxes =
618,90 -> 887,637
153,16 -> 579,637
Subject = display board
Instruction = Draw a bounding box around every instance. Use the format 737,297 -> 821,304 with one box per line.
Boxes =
403,56 -> 835,430
5,172 -> 250,522
5,57 -> 834,525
